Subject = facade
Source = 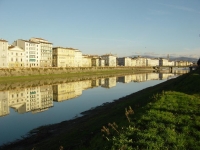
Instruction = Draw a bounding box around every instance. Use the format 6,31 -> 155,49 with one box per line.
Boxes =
52,47 -> 76,67
13,39 -> 41,67
132,57 -> 146,66
117,57 -> 132,66
159,58 -> 169,66
74,50 -> 82,67
0,39 -> 8,68
168,61 -> 175,66
99,59 -> 105,67
8,46 -> 25,68
29,38 -> 52,67
146,58 -> 159,66
91,56 -> 100,67
101,54 -> 116,67
82,55 -> 92,67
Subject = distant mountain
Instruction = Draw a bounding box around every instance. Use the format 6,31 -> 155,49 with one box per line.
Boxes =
169,57 -> 198,62
130,55 -> 198,63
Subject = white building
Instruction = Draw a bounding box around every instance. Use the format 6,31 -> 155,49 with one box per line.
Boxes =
0,39 -> 8,68
8,46 -> 26,68
132,57 -> 146,67
13,39 -> 41,67
101,54 -> 116,67
74,50 -> 82,67
99,59 -> 105,67
146,58 -> 159,66
159,58 -> 169,66
29,38 -> 53,67
117,57 -> 132,66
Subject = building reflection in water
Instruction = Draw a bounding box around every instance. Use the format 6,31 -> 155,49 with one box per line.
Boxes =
0,71 -> 189,117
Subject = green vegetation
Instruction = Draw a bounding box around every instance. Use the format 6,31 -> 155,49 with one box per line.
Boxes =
1,68 -> 199,150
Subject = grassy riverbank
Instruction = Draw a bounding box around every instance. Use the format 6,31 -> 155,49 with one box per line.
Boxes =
1,68 -> 199,150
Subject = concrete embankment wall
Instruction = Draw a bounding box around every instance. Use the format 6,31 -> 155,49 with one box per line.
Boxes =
0,67 -> 154,77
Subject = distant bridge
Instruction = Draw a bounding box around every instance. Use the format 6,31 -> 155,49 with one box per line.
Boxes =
153,66 -> 198,72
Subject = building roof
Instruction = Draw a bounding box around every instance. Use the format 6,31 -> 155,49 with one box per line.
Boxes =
0,39 -> 8,42
17,39 -> 40,44
53,47 -> 78,50
30,37 -> 52,44
8,45 -> 25,51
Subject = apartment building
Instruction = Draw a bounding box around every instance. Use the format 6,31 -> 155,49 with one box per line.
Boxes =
91,56 -> 100,67
0,39 -> 8,68
146,58 -> 159,66
132,56 -> 146,66
13,39 -> 41,67
99,59 -> 105,67
74,50 -> 82,67
101,54 -> 116,67
82,55 -> 92,67
29,38 -> 52,67
117,57 -> 132,66
52,47 -> 76,67
159,58 -> 169,66
8,46 -> 25,68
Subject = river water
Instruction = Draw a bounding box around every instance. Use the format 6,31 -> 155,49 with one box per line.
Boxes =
0,70 -> 189,145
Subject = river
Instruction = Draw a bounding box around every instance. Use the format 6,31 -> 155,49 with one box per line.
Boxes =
0,70 -> 189,146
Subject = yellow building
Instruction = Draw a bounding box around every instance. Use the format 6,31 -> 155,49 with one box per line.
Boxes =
53,47 -> 75,67
82,55 -> 92,67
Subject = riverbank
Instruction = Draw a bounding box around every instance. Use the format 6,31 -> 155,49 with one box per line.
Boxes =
0,67 -> 154,78
0,68 -> 199,150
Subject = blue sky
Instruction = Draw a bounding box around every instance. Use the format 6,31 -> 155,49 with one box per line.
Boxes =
0,0 -> 200,58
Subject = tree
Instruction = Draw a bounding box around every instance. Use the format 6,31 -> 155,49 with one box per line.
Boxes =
197,58 -> 200,66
